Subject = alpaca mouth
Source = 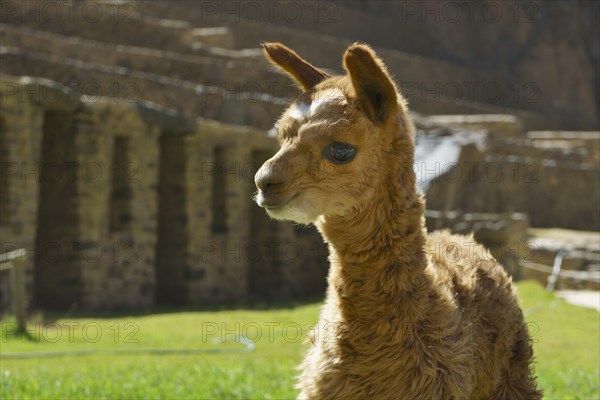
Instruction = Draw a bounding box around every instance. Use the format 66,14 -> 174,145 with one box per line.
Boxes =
261,192 -> 298,210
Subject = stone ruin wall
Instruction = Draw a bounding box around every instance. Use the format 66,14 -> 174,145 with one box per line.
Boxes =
0,79 -> 329,311
424,129 -> 600,232
2,78 -> 599,311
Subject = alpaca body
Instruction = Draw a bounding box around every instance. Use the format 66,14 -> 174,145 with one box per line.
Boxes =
255,42 -> 542,399
299,230 -> 538,399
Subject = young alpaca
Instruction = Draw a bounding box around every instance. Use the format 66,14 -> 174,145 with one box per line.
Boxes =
254,43 -> 542,400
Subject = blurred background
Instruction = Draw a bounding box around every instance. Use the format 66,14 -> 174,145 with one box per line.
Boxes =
0,1 -> 598,398
1,0 -> 599,310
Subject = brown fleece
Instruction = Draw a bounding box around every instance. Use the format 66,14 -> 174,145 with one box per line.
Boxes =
258,42 -> 542,400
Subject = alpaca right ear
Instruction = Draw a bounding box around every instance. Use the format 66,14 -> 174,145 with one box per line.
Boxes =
262,42 -> 330,91
343,44 -> 398,124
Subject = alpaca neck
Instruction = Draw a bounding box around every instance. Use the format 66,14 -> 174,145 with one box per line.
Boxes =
316,173 -> 430,323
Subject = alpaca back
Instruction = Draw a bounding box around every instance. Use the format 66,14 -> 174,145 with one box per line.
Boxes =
427,230 -> 537,398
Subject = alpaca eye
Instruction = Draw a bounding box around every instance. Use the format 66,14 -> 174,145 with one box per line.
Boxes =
323,142 -> 357,164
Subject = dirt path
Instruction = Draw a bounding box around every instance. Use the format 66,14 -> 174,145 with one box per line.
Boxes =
555,290 -> 600,312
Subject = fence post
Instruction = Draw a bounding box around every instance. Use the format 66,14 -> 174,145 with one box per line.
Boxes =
1,249 -> 27,334
10,253 -> 27,333
546,248 -> 568,292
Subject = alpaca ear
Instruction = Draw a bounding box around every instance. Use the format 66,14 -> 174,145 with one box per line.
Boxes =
262,42 -> 330,91
343,44 -> 398,124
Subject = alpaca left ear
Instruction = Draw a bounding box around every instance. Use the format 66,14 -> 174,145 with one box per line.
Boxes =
262,42 -> 330,91
343,44 -> 398,124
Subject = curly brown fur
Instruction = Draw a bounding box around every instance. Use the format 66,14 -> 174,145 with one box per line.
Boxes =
255,42 -> 542,400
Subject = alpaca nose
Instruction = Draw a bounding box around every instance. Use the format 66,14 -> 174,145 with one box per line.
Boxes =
255,163 -> 284,194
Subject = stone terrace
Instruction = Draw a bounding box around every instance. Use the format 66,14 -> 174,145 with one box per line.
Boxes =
0,1 -> 571,130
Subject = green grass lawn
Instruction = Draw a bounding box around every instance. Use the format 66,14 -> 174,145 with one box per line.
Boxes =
1,281 -> 598,399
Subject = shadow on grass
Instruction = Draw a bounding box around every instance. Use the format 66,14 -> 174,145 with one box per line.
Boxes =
9,294 -> 325,323
1,325 -> 41,343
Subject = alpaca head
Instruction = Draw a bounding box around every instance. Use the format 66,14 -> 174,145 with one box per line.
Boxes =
254,43 -> 415,225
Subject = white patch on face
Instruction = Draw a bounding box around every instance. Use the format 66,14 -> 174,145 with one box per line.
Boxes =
285,89 -> 347,122
287,101 -> 311,120
266,206 -> 314,225
262,196 -> 317,225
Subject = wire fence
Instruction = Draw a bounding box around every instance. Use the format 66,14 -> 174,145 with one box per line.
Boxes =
520,259 -> 600,287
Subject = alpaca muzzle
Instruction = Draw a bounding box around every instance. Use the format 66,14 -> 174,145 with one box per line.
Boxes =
254,162 -> 288,209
